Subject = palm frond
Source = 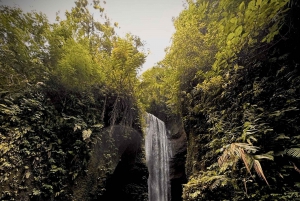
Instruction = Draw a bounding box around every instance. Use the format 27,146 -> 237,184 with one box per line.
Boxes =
210,179 -> 221,190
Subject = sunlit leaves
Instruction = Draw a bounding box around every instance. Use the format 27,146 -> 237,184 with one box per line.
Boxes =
239,2 -> 246,11
47,0 -> 146,95
0,6 -> 49,91
54,39 -> 102,90
151,0 -> 290,114
102,35 -> 146,92
138,66 -> 168,109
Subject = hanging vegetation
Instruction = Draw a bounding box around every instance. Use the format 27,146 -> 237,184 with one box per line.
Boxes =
139,0 -> 300,200
0,0 -> 146,200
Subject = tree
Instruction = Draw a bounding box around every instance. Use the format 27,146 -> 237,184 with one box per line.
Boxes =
156,0 -> 290,111
0,6 -> 49,92
54,38 -> 103,90
102,34 -> 146,93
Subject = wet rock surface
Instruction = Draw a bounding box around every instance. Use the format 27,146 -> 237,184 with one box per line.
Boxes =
166,116 -> 187,201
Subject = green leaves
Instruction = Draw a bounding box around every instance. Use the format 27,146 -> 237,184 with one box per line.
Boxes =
230,17 -> 238,25
82,129 -> 92,141
176,0 -> 300,200
0,6 -> 50,92
235,25 -> 243,36
32,188 -> 41,196
239,2 -> 246,11
54,38 -> 101,90
102,34 -> 146,93
0,81 -> 113,200
227,33 -> 235,41
149,0 -> 289,115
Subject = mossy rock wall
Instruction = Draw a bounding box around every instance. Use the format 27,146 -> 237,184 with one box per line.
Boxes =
72,125 -> 148,201
182,3 -> 300,201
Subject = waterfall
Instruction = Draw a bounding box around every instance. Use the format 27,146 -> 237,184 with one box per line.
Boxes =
145,113 -> 171,201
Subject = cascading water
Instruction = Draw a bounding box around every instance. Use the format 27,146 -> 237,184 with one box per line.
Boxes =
145,113 -> 171,201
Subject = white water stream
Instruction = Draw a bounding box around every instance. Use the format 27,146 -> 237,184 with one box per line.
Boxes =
145,113 -> 171,201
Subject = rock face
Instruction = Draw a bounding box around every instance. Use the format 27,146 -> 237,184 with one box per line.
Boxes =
166,115 -> 187,201
72,125 -> 148,201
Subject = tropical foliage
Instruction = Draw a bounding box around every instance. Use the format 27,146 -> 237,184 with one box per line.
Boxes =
139,0 -> 300,200
0,0 -> 146,200
1,0 -> 300,200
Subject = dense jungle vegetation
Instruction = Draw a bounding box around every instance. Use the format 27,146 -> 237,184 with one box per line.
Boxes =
141,0 -> 300,200
1,0 -> 300,200
0,0 -> 146,200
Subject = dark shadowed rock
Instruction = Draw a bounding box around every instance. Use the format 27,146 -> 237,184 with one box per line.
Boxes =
72,125 -> 148,201
166,115 -> 187,201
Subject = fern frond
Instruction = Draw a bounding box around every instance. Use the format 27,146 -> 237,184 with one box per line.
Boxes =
253,160 -> 269,186
218,142 -> 271,186
284,148 -> 300,158
238,148 -> 248,172
218,143 -> 258,167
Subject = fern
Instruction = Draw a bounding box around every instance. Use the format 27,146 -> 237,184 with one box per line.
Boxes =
284,148 -> 300,158
253,160 -> 269,185
218,142 -> 271,185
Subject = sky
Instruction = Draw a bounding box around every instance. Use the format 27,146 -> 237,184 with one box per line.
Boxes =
0,0 -> 185,73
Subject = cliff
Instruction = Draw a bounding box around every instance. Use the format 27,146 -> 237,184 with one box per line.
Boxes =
0,83 -> 148,200
182,3 -> 300,200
